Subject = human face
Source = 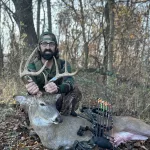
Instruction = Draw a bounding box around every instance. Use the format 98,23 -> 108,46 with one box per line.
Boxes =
39,35 -> 56,60
40,35 -> 56,52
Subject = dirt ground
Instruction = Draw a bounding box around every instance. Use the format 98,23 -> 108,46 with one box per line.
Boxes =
0,103 -> 150,150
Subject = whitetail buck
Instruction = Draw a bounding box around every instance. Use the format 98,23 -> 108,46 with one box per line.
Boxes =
15,48 -> 150,150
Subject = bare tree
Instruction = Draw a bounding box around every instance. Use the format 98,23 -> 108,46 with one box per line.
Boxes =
107,0 -> 115,84
47,0 -> 52,32
2,0 -> 38,48
41,1 -> 46,33
78,0 -> 89,69
37,0 -> 42,39
61,0 -> 96,69
0,1 -> 3,76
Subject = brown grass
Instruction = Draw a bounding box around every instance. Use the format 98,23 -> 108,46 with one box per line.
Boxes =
0,71 -> 150,122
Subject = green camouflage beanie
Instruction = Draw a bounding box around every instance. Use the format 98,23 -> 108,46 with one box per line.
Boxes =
39,32 -> 57,45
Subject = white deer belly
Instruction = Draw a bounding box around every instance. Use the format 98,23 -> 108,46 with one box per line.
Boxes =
113,131 -> 148,146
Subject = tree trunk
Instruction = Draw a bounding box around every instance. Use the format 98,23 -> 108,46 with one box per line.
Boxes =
47,0 -> 52,32
0,2 -> 3,76
102,3 -> 109,84
41,1 -> 46,33
37,0 -> 42,39
79,0 -> 89,69
107,0 -> 115,75
103,0 -> 115,84
12,0 -> 38,49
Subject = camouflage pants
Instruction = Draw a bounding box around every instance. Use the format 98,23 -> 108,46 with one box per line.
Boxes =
56,86 -> 82,116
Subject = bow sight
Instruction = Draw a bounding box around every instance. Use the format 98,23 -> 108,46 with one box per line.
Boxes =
72,99 -> 115,150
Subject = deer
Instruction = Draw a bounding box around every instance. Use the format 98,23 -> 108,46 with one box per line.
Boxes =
14,47 -> 150,150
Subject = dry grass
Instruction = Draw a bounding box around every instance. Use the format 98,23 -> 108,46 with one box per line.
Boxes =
0,77 -> 26,105
0,71 -> 150,122
75,71 -> 150,122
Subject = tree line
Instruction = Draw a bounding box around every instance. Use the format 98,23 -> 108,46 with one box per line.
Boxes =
0,0 -> 149,87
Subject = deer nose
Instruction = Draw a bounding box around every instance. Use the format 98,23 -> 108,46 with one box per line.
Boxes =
55,115 -> 63,123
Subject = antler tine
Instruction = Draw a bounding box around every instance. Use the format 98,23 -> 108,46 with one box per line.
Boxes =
49,56 -> 78,82
53,56 -> 59,75
19,47 -> 48,79
24,47 -> 38,70
65,54 -> 68,73
19,47 -> 37,77
19,57 -> 24,77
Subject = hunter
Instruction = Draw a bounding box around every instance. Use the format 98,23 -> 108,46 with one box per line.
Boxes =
25,31 -> 82,116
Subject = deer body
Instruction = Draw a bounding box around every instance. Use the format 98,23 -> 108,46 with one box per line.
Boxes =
15,94 -> 150,149
15,94 -> 93,149
32,116 -> 92,149
17,49 -> 150,149
111,116 -> 150,146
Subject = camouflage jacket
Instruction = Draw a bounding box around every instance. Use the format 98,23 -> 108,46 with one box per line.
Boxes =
27,58 -> 75,94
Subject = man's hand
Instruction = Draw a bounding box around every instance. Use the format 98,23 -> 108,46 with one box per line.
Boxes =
44,82 -> 58,94
25,80 -> 40,95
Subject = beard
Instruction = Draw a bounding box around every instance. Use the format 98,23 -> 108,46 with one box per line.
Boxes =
40,49 -> 56,60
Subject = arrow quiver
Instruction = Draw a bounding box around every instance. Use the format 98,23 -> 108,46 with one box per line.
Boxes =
72,99 -> 115,150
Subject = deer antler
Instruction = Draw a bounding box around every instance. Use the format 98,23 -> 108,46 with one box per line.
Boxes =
19,47 -> 48,80
20,48 -> 78,84
48,55 -> 78,83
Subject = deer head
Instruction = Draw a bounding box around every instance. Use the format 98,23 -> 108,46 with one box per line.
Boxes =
14,94 -> 92,150
15,94 -> 63,126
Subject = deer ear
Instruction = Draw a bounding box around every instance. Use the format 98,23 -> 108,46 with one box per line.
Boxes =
14,95 -> 28,105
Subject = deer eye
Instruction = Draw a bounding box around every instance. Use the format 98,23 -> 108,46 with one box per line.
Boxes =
40,103 -> 46,106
